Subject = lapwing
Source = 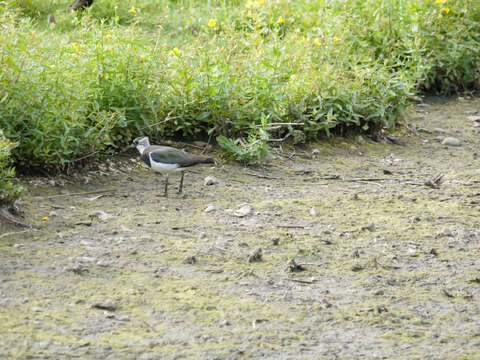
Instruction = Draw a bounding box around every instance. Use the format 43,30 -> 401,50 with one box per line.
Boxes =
132,136 -> 215,197
68,0 -> 93,11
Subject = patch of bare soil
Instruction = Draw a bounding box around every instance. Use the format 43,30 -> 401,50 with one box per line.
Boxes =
1,97 -> 480,359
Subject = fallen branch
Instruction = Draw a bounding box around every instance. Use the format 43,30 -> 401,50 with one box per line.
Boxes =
245,172 -> 279,180
0,209 -> 33,228
0,228 -> 37,239
277,225 -> 305,229
35,188 -> 116,199
285,278 -> 316,284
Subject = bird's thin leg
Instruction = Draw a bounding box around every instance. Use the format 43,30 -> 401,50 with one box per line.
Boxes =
178,171 -> 184,194
164,174 -> 169,197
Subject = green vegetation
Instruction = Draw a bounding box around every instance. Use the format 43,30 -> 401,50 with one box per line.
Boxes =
0,130 -> 23,205
0,0 -> 479,179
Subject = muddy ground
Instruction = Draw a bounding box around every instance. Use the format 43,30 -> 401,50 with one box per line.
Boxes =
1,97 -> 480,359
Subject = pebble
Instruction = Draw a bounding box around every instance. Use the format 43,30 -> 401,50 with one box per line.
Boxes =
89,210 -> 114,221
467,115 -> 480,122
441,137 -> 461,146
234,204 -> 253,218
204,175 -> 219,186
436,227 -> 454,238
309,207 -> 318,217
312,149 -> 320,158
92,299 -> 117,311
204,205 -> 217,213
248,247 -> 263,263
48,210 -> 58,217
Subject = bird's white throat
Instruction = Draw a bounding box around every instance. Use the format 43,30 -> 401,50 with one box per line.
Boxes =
135,136 -> 151,155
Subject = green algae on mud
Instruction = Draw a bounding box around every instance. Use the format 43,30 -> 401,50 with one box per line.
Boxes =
1,97 -> 480,359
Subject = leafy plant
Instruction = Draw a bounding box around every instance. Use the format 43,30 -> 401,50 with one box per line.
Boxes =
217,116 -> 273,165
0,130 -> 23,206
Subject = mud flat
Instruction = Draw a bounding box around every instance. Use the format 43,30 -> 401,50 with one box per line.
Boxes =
1,97 -> 480,359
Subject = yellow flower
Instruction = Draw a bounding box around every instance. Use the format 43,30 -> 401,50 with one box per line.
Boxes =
128,6 -> 136,14
73,43 -> 79,51
169,47 -> 180,56
247,10 -> 252,17
253,0 -> 263,8
109,48 -> 113,54
105,34 -> 112,39
333,36 -> 341,43
435,0 -> 447,3
314,38 -> 321,46
208,18 -> 216,27
49,64 -> 55,69
442,7 -> 450,13
42,217 -> 48,221
246,0 -> 252,8
138,54 -> 146,60
300,37 -> 307,44
277,16 -> 285,24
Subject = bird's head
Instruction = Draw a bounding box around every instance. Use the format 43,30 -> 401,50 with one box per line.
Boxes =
132,136 -> 150,153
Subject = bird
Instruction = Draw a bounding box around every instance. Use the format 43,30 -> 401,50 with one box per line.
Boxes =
68,0 -> 93,11
132,136 -> 216,197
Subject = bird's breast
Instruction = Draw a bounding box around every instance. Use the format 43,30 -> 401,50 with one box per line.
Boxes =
150,158 -> 183,174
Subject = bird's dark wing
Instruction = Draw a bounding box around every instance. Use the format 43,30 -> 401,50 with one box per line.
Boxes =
148,146 -> 209,167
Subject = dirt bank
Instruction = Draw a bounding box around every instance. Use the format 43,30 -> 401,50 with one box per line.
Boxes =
1,97 -> 480,359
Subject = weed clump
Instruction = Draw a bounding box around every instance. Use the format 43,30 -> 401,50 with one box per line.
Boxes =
0,0 -> 478,169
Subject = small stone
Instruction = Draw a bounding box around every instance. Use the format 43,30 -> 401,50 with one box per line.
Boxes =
286,259 -> 306,272
184,255 -> 197,264
271,237 -> 280,245
467,115 -> 480,122
309,207 -> 318,217
434,128 -> 449,134
470,169 -> 480,176
204,205 -> 217,213
204,175 -> 219,186
248,247 -> 263,263
362,223 -> 376,232
47,210 -> 57,217
356,135 -> 366,145
436,227 -> 454,238
441,137 -> 461,146
312,149 -> 320,156
234,204 -> 253,218
89,210 -> 114,221
92,299 -> 117,311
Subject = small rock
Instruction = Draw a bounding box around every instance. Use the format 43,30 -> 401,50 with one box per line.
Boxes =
312,149 -> 320,157
48,210 -> 58,217
434,128 -> 449,134
441,137 -> 461,146
362,223 -> 376,232
120,225 -> 133,233
184,255 -> 197,264
286,259 -> 306,272
204,205 -> 217,213
271,237 -> 280,245
309,207 -> 318,217
467,115 -> 480,122
248,247 -> 263,263
204,175 -> 219,186
92,299 -> 117,311
470,169 -> 480,176
356,135 -> 366,145
234,204 -> 253,218
430,248 -> 439,256
89,210 -> 114,221
436,227 -> 454,238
